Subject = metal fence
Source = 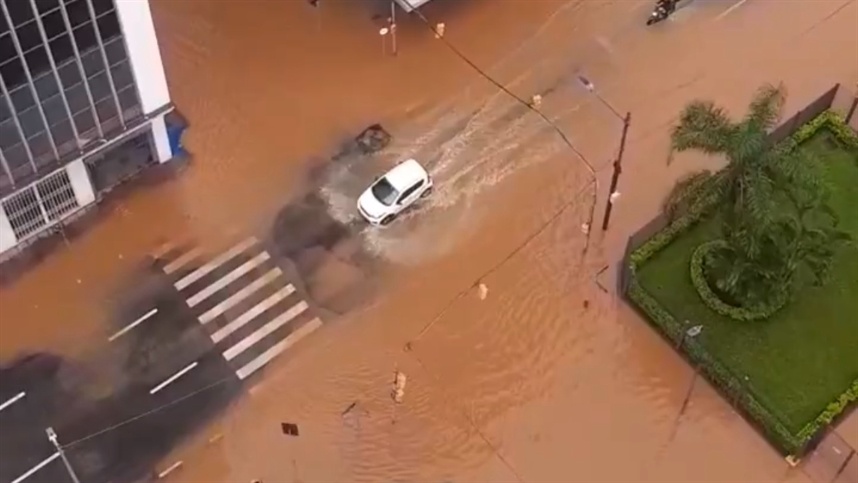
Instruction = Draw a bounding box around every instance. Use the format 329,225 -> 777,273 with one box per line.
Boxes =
1,167 -> 79,240
618,83 -> 852,456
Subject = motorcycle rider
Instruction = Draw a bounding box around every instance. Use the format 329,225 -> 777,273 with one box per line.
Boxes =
655,0 -> 677,15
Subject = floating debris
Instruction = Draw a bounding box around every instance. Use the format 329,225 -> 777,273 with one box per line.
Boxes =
281,422 -> 300,436
477,282 -> 489,300
391,371 -> 407,403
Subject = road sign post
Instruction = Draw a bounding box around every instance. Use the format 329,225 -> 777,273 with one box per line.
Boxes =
47,427 -> 81,483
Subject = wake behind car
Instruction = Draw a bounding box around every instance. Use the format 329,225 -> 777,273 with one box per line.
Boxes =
358,158 -> 433,226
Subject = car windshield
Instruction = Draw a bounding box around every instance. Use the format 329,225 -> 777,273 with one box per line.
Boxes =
371,177 -> 399,206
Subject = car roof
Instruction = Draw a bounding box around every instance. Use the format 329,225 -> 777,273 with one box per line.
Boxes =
383,158 -> 428,191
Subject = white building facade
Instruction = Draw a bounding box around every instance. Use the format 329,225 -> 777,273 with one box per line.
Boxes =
0,0 -> 178,258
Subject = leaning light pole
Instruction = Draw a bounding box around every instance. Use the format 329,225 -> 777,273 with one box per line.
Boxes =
577,75 -> 632,232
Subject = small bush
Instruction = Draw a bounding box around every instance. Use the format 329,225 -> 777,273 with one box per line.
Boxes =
689,241 -> 787,321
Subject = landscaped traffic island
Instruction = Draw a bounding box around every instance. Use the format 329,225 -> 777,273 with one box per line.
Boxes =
626,85 -> 858,456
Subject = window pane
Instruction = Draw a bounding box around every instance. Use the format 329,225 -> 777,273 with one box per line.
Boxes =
4,142 -> 33,178
16,21 -> 42,53
87,71 -> 110,101
49,33 -> 73,64
0,119 -> 22,149
24,46 -> 49,78
92,0 -> 114,17
109,60 -> 132,90
117,86 -> 139,119
8,3 -> 36,28
96,11 -> 119,42
34,72 -> 60,99
72,107 -> 95,136
72,22 -> 96,52
43,94 -> 68,126
9,85 -> 35,113
0,57 -> 26,88
41,9 -> 66,40
28,131 -> 54,164
65,81 -> 89,113
57,59 -> 81,85
65,0 -> 91,28
0,11 -> 9,37
94,95 -> 116,124
80,46 -> 102,76
1,33 -> 16,64
36,0 -> 62,16
19,107 -> 46,138
103,36 -> 125,65
51,119 -> 76,155
0,94 -> 11,123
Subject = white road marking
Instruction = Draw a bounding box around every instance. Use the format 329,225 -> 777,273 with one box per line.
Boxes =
149,362 -> 199,395
185,252 -> 271,307
108,308 -> 158,342
151,239 -> 181,259
163,247 -> 205,274
174,237 -> 258,291
11,452 -> 60,483
223,301 -> 308,361
210,285 -> 296,343
236,318 -> 323,380
0,391 -> 26,412
157,461 -> 184,479
716,0 -> 749,20
198,268 -> 283,325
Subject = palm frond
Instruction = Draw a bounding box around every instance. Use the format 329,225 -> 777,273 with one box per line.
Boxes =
671,101 -> 735,154
745,83 -> 787,131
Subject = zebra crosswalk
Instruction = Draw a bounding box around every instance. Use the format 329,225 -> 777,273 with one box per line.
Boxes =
150,237 -> 322,381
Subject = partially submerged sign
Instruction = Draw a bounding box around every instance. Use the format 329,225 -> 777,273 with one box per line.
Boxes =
393,0 -> 435,13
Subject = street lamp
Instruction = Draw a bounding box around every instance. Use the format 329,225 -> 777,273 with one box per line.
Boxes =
575,74 -> 632,232
576,75 -> 625,122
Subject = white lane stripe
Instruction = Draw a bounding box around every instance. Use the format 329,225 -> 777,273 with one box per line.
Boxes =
211,285 -> 296,343
149,362 -> 199,395
11,452 -> 60,483
151,239 -> 180,259
0,391 -> 26,412
236,318 -> 323,380
163,247 -> 205,274
223,301 -> 308,361
108,308 -> 158,342
186,252 -> 270,307
715,0 -> 749,20
198,268 -> 282,325
175,237 -> 258,291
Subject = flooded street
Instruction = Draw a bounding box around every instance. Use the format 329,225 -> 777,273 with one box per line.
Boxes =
1,0 -> 856,481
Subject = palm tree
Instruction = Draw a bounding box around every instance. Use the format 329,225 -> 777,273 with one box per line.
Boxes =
670,84 -> 849,310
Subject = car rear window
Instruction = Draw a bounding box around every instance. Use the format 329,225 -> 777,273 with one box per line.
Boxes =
371,177 -> 399,206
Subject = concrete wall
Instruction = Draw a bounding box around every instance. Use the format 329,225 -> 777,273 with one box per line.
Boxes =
150,115 -> 173,164
67,159 -> 96,208
115,0 -> 171,115
0,204 -> 15,254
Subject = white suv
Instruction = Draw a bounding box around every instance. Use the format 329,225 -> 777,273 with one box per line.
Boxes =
357,159 -> 433,226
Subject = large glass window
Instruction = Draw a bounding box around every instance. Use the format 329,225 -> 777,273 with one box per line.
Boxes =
0,0 -> 144,189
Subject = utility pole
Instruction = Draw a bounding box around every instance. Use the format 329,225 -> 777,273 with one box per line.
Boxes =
47,427 -> 81,483
601,112 -> 631,232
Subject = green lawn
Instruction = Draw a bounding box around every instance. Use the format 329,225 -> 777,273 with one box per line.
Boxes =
637,131 -> 858,434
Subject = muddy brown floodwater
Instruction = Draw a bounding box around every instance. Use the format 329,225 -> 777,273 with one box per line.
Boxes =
1,0 -> 857,481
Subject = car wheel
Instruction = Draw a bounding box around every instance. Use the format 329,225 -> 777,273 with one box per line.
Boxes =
380,215 -> 396,226
421,186 -> 433,198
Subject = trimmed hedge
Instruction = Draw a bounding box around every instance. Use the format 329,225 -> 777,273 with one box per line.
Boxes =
689,240 -> 787,321
624,110 -> 858,457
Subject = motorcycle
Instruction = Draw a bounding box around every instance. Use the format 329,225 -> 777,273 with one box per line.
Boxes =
646,0 -> 676,25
